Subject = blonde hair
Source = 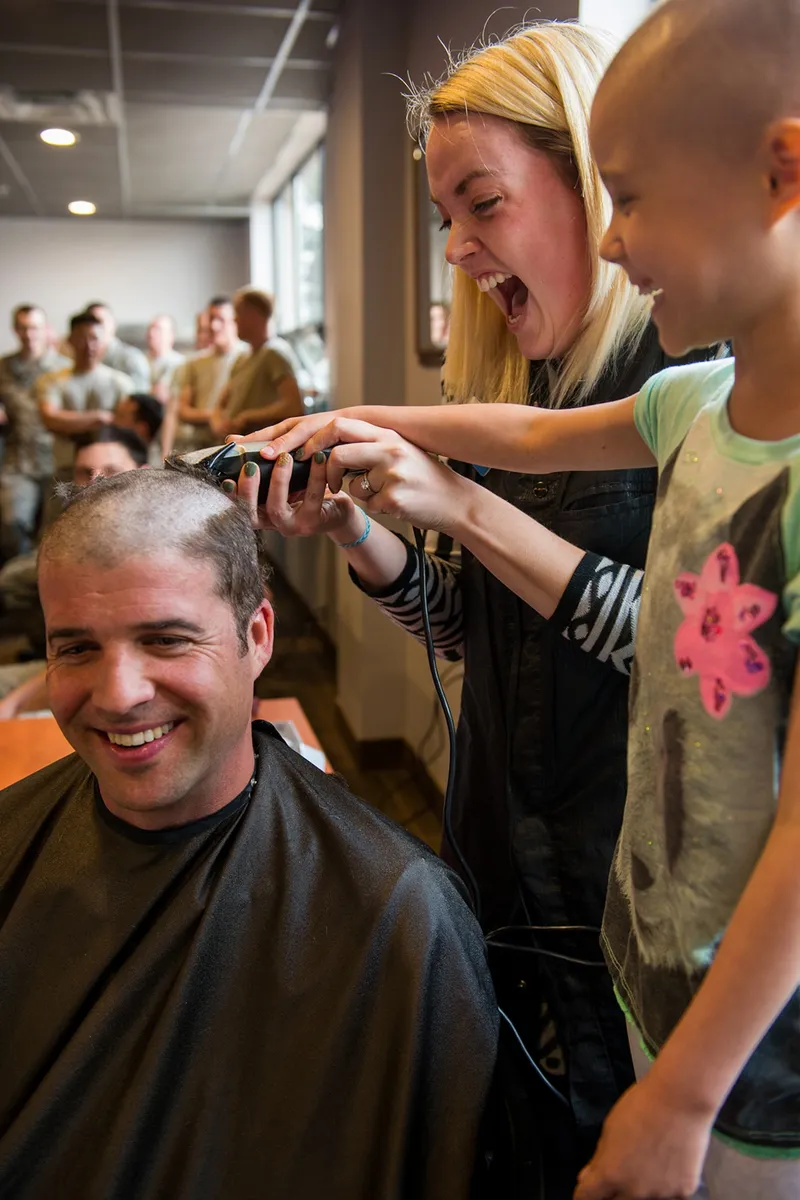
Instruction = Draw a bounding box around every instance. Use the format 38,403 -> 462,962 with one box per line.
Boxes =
407,23 -> 651,407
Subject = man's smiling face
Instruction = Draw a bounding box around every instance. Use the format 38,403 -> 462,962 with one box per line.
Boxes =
41,550 -> 271,829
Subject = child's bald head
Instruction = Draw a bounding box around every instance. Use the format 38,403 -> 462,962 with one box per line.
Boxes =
589,0 -> 800,358
594,0 -> 800,162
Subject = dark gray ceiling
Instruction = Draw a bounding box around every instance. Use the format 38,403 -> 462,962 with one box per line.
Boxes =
0,0 -> 337,218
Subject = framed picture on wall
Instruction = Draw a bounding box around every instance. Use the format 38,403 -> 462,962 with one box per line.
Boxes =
414,150 -> 452,367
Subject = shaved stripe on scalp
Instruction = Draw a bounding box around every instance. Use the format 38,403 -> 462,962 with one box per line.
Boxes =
39,468 -> 272,653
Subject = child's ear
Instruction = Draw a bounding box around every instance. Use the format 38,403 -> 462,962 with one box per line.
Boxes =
764,119 -> 800,223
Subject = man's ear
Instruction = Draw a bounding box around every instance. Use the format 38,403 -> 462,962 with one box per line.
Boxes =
765,119 -> 800,223
248,598 -> 274,674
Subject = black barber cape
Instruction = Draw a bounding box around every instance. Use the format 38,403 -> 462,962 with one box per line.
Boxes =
0,722 -> 498,1200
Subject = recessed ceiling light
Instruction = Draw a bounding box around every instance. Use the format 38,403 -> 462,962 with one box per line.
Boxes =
68,200 -> 96,216
40,128 -> 77,147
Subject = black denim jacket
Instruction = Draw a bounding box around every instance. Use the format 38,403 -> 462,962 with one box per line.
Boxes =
446,330 -> 722,1154
351,328 -> 722,1180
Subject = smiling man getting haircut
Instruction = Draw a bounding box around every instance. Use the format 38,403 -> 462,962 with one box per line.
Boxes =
0,468 -> 497,1200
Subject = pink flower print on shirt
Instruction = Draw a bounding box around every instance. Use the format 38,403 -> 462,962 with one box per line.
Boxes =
673,543 -> 777,719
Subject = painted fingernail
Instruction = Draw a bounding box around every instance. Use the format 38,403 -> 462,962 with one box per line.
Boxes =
244,461 -> 259,477
295,447 -> 306,460
221,479 -> 236,494
276,452 -> 292,468
314,451 -> 326,464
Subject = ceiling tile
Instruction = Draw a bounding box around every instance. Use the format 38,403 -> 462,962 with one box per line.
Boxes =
0,0 -> 328,215
1,119 -> 122,216
120,7 -> 290,58
122,58 -> 264,102
1,0 -> 109,52
0,49 -> 113,93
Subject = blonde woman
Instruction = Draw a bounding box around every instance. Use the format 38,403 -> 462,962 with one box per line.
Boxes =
236,23 -> 721,1193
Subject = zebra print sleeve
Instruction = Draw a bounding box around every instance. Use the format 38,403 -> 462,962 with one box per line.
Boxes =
552,551 -> 644,677
348,535 -> 464,662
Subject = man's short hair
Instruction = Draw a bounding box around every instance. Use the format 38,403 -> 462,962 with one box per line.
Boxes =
85,301 -> 111,314
208,295 -> 232,309
40,468 -> 272,653
12,304 -> 43,324
234,288 -> 274,322
73,425 -> 149,467
127,392 -> 164,439
70,311 -> 102,333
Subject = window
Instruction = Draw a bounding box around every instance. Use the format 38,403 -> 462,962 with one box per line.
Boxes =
293,148 -> 324,328
267,144 -> 328,407
272,181 -> 296,332
271,143 -> 325,333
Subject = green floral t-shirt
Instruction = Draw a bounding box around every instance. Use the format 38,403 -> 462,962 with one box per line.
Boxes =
602,358 -> 800,1155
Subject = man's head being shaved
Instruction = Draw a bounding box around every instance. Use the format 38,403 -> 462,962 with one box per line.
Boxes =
39,468 -> 270,653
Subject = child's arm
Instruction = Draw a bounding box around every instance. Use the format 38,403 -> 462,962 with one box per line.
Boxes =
253,395 -> 654,475
577,667 -> 800,1200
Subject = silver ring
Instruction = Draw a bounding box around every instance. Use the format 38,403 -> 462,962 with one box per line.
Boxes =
360,473 -> 377,495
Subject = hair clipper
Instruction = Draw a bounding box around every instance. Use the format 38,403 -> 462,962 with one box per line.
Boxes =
174,442 -> 319,503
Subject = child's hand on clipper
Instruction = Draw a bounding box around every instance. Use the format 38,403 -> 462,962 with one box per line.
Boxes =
229,411 -> 352,460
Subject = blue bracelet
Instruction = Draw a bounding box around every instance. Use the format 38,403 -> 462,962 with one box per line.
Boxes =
338,511 -> 371,550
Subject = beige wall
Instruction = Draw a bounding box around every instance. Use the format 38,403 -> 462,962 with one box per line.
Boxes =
0,216 -> 249,350
283,0 -> 580,788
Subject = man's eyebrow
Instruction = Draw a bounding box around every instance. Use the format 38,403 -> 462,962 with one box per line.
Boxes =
48,626 -> 90,643
48,619 -> 205,644
430,167 -> 494,206
134,620 -> 205,635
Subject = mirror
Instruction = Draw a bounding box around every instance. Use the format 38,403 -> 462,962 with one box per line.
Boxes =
414,151 -> 452,367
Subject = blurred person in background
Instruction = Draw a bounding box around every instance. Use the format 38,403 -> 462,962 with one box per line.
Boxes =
209,287 -> 302,440
194,309 -> 212,351
71,424 -> 148,485
85,301 -> 150,390
430,302 -> 451,347
37,312 -> 133,485
115,392 -> 165,465
146,314 -> 184,404
0,305 -> 69,559
0,424 -> 148,713
163,296 -> 244,457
